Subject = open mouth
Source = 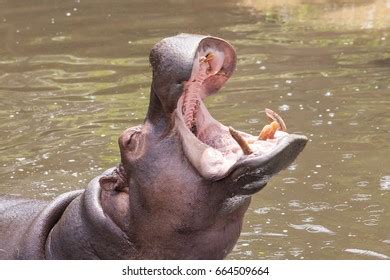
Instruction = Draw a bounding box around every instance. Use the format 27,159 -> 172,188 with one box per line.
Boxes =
175,40 -> 307,185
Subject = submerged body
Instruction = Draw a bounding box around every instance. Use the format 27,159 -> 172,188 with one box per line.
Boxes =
0,34 -> 307,259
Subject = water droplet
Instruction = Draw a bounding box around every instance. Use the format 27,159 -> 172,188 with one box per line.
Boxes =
248,118 -> 258,124
342,153 -> 354,159
380,176 -> 390,190
312,183 -> 325,190
303,216 -> 315,222
279,104 -> 290,111
312,119 -> 323,126
287,163 -> 297,171
351,194 -> 371,201
289,247 -> 303,257
254,207 -> 273,214
356,181 -> 369,188
324,91 -> 333,97
283,177 -> 297,184
334,204 -> 350,211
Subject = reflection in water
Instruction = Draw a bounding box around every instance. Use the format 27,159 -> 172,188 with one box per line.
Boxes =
289,223 -> 336,235
380,175 -> 390,190
0,0 -> 389,259
241,0 -> 390,29
344,248 -> 389,259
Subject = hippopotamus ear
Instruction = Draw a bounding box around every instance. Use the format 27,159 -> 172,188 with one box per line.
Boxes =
99,165 -> 128,193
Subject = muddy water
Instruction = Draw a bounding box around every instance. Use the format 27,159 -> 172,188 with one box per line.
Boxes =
0,0 -> 389,259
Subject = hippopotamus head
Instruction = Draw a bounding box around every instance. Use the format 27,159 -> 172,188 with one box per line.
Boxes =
99,34 -> 307,259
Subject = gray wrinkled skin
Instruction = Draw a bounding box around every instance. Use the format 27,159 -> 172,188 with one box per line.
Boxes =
0,34 -> 307,259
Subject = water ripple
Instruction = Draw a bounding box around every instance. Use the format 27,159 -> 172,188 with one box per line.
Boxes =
344,248 -> 389,260
380,175 -> 390,190
288,200 -> 332,212
351,194 -> 372,201
289,223 -> 335,235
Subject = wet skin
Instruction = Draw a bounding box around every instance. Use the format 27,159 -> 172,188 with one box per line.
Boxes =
0,34 -> 307,259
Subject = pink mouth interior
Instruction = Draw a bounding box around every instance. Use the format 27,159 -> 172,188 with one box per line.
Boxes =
175,44 -> 289,179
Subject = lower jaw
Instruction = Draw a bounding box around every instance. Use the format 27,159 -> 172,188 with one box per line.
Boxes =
175,94 -> 301,182
179,97 -> 287,158
174,98 -> 236,180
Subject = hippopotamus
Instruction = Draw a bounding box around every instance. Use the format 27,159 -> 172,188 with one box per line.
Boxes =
0,34 -> 307,259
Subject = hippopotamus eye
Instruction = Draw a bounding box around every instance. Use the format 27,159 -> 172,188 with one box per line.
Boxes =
175,79 -> 185,85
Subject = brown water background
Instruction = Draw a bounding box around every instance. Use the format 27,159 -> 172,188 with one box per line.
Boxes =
0,0 -> 389,259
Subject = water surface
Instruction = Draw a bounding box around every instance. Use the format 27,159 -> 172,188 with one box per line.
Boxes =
0,0 -> 389,259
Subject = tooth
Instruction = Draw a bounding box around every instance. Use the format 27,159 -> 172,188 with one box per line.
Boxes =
265,108 -> 287,131
229,126 -> 253,155
258,121 -> 278,140
258,124 -> 272,140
